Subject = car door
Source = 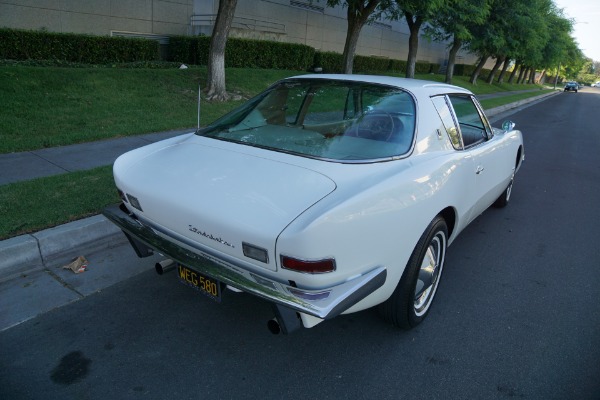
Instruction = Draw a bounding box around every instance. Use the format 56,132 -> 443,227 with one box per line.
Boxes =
446,94 -> 513,221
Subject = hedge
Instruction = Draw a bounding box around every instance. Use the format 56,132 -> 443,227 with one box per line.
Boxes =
313,51 -> 344,73
169,35 -> 315,71
0,28 -> 159,63
0,27 -> 454,77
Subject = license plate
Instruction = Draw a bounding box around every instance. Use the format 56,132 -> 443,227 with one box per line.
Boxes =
177,264 -> 221,302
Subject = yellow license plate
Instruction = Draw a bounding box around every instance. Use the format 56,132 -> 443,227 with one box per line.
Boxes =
177,265 -> 221,302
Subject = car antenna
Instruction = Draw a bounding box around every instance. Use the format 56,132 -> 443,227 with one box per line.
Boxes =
197,84 -> 201,131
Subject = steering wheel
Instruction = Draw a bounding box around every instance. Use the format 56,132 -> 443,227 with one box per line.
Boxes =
351,111 -> 395,141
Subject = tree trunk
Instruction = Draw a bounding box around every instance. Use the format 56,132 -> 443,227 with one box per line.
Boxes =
517,66 -> 527,84
469,55 -> 489,84
528,68 -> 536,84
537,69 -> 546,84
486,56 -> 505,84
497,58 -> 511,83
342,14 -> 361,74
206,0 -> 238,102
508,63 -> 520,84
445,36 -> 462,84
405,12 -> 423,79
341,0 -> 380,74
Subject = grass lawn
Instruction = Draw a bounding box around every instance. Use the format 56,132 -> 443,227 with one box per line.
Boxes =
0,65 -> 545,154
0,66 -> 303,154
0,65 -> 551,239
0,166 -> 118,240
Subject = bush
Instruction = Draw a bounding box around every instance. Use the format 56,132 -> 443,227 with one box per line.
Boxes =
0,28 -> 159,63
169,35 -> 200,65
415,61 -> 438,74
354,55 -> 391,73
313,51 -> 343,73
170,35 -> 314,71
389,59 -> 407,74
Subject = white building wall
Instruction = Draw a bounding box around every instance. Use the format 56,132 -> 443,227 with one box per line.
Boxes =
0,0 -> 483,66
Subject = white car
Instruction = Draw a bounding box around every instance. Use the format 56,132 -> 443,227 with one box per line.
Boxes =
104,74 -> 524,334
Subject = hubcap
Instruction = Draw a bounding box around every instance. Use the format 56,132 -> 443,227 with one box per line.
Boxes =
414,232 -> 446,316
505,177 -> 514,202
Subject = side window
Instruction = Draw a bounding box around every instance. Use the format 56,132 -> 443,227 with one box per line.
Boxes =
447,95 -> 489,148
432,96 -> 462,150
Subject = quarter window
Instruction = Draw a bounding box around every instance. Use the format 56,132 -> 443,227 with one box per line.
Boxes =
447,95 -> 490,148
432,96 -> 462,150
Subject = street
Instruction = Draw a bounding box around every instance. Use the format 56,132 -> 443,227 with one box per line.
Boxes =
1,88 -> 599,399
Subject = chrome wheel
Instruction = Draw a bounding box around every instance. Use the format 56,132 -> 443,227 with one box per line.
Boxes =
493,175 -> 514,208
414,231 -> 446,316
379,216 -> 448,329
505,177 -> 513,202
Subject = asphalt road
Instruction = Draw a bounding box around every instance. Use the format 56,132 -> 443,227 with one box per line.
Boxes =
1,88 -> 599,400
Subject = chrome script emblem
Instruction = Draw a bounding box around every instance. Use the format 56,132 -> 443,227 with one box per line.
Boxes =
188,225 -> 235,248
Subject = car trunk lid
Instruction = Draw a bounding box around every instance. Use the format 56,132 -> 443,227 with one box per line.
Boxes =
115,140 -> 336,271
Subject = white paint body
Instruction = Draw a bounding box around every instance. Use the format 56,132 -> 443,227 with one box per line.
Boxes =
112,75 -> 524,326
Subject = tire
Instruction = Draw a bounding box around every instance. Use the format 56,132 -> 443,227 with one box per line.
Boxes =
379,216 -> 448,329
492,176 -> 514,208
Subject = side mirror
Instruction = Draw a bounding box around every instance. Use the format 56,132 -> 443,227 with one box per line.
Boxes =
502,120 -> 516,132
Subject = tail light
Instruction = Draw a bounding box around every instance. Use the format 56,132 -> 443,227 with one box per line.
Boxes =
280,255 -> 336,274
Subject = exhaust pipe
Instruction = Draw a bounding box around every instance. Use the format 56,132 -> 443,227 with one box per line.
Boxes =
267,318 -> 282,335
267,304 -> 303,335
155,259 -> 176,275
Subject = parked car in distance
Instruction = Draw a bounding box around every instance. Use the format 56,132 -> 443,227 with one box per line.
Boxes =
103,75 -> 524,334
564,81 -> 579,92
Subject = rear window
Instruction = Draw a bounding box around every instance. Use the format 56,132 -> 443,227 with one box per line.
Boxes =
198,79 -> 416,162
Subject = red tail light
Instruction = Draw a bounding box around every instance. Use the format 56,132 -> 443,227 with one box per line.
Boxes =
280,256 -> 336,274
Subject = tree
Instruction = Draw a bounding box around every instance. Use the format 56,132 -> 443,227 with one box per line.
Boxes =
326,0 -> 383,74
394,0 -> 445,78
466,0 -> 513,84
206,0 -> 238,102
426,0 -> 491,83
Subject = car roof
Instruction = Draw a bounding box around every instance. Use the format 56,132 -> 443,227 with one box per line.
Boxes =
288,74 -> 472,96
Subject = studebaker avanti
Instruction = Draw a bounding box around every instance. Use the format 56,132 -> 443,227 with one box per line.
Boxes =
103,74 -> 524,334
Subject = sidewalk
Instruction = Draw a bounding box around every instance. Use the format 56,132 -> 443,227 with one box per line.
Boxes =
0,89 -> 560,330
0,128 -> 193,185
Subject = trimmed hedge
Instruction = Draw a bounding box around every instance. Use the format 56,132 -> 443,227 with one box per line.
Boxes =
0,28 -> 159,63
170,35 -> 315,71
170,36 -> 442,76
0,27 -> 453,77
454,63 -> 493,78
313,51 -> 343,73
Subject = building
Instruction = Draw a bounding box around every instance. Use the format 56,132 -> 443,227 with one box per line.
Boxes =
0,0 -> 480,66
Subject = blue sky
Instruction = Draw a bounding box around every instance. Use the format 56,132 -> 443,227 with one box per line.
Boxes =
553,0 -> 600,62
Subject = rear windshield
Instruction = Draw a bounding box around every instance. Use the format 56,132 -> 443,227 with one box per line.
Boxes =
198,79 -> 416,161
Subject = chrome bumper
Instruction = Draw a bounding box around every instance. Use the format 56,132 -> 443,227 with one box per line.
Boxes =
102,204 -> 387,320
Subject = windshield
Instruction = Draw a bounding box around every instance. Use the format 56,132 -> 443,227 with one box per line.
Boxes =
198,79 -> 416,161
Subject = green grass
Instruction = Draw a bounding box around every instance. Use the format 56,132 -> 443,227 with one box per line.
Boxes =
0,166 -> 118,239
0,65 -> 550,239
0,66 -> 302,154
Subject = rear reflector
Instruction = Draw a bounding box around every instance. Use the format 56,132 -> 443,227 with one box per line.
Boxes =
242,242 -> 269,263
281,256 -> 336,274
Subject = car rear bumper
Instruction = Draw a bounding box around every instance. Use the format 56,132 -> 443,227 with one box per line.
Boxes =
102,203 -> 387,321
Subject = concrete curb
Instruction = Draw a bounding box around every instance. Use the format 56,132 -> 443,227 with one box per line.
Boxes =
485,90 -> 560,118
0,215 -> 127,282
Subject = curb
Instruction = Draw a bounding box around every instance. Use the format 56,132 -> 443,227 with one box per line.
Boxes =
0,90 -> 561,282
485,90 -> 560,118
0,215 -> 127,282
